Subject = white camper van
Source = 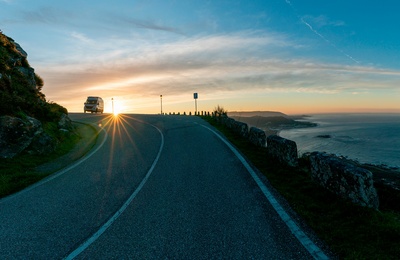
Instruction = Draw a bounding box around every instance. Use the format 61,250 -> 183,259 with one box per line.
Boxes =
84,96 -> 104,114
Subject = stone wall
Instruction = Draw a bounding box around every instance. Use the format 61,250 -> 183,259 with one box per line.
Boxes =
267,135 -> 298,167
309,152 -> 379,209
212,113 -> 380,209
248,127 -> 267,147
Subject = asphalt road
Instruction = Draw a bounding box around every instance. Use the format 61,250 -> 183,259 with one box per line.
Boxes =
0,114 -> 325,259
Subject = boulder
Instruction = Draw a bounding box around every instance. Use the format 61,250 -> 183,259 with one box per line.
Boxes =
58,113 -> 74,131
26,131 -> 58,155
225,117 -> 236,129
309,152 -> 379,209
267,135 -> 298,167
0,116 -> 42,158
232,121 -> 249,138
248,127 -> 266,147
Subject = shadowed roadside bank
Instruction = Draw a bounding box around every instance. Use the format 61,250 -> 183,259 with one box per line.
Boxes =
0,122 -> 99,198
35,122 -> 99,174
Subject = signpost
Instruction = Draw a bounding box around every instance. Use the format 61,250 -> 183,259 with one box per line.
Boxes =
193,93 -> 198,115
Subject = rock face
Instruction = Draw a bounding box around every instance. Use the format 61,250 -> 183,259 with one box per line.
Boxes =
248,126 -> 267,147
0,116 -> 42,158
1,32 -> 73,158
0,115 -> 58,158
309,152 -> 379,209
267,135 -> 298,167
58,113 -> 74,131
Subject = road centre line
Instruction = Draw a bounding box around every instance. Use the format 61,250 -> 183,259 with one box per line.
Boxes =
65,122 -> 164,260
199,123 -> 329,260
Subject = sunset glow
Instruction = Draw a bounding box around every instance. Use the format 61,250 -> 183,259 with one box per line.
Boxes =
1,1 -> 399,114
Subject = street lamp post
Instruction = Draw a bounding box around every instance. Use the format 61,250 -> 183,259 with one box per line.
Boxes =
111,98 -> 114,114
160,95 -> 163,115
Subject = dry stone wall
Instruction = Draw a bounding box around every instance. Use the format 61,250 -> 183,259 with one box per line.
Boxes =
213,113 -> 380,209
266,135 -> 298,167
309,152 -> 379,209
248,127 -> 267,147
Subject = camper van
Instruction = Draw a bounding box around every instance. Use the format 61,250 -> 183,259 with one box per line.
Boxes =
84,96 -> 104,114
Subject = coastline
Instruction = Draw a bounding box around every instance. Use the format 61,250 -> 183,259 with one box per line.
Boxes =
230,113 -> 400,189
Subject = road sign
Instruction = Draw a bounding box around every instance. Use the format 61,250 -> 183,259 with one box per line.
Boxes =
194,93 -> 198,99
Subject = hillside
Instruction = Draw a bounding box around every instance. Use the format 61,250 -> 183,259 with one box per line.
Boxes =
0,31 -> 67,120
0,31 -> 73,158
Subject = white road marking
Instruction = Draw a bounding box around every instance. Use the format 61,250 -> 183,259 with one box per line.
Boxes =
200,123 -> 329,260
0,123 -> 108,204
65,122 -> 164,260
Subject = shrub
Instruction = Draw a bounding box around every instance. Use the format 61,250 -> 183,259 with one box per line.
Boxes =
214,105 -> 227,116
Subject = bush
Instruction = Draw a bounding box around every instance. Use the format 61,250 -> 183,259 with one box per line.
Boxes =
214,105 -> 227,116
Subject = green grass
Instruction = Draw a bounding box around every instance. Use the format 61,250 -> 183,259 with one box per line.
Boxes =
0,124 -> 81,198
202,115 -> 400,259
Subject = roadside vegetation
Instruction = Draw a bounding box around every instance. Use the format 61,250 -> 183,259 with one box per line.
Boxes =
0,124 -> 81,198
202,111 -> 400,259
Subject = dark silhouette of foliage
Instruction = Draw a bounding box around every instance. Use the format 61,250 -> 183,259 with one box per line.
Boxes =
0,31 -> 67,123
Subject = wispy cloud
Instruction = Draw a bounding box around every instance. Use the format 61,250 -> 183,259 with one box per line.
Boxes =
70,31 -> 94,44
38,30 -> 400,107
112,16 -> 184,35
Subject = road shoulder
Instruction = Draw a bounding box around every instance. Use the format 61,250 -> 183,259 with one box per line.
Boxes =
35,122 -> 99,174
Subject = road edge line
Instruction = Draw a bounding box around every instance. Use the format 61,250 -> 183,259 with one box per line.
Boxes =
200,124 -> 329,260
0,123 -> 108,203
64,122 -> 164,260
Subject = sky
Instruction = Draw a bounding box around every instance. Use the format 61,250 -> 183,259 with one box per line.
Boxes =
1,0 -> 400,115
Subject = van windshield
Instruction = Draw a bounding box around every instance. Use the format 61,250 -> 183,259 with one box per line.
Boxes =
86,100 -> 97,104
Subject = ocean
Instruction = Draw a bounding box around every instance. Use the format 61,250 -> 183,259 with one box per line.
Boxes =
279,114 -> 400,168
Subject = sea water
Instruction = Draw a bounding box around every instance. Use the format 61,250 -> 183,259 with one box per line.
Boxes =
279,114 -> 400,168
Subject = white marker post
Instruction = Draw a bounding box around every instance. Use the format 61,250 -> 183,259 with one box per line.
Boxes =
111,98 -> 114,115
193,92 -> 198,115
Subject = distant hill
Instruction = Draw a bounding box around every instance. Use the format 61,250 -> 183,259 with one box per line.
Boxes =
230,115 -> 317,135
228,111 -> 288,118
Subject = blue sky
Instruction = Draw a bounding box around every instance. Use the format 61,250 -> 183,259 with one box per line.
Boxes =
1,0 -> 399,114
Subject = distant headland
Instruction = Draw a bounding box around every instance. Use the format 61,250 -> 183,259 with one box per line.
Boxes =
228,111 -> 317,136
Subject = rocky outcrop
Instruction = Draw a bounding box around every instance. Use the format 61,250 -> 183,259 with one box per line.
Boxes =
248,126 -> 267,147
26,131 -> 58,156
309,152 -> 379,209
0,116 -> 42,158
1,32 -> 73,158
0,115 -> 61,158
58,113 -> 74,131
267,135 -> 298,167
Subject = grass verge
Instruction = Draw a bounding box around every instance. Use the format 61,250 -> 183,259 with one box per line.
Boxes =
0,123 -> 85,198
202,116 -> 400,259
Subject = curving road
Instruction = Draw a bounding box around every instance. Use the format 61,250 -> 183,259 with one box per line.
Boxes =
0,114 -> 326,259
